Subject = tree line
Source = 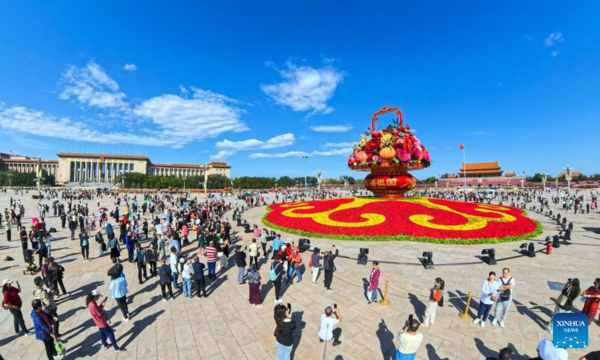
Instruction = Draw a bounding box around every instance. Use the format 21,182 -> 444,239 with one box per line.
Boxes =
0,170 -> 56,186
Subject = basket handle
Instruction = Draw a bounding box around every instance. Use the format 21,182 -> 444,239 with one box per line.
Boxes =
371,106 -> 403,132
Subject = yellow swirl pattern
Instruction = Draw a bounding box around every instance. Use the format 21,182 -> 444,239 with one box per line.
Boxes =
278,197 -> 517,231
407,198 -> 516,230
281,198 -> 387,227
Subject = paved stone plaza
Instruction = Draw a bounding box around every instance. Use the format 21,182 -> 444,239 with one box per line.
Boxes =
0,191 -> 598,360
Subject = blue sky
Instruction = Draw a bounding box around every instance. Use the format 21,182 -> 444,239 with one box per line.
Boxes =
1,1 -> 599,180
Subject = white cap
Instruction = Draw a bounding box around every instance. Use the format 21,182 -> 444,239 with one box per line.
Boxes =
91,289 -> 101,297
2,279 -> 12,286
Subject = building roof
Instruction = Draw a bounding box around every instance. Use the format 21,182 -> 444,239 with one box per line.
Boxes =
1,159 -> 58,163
459,161 -> 501,171
57,153 -> 150,160
556,171 -> 584,178
152,164 -> 202,169
209,161 -> 231,168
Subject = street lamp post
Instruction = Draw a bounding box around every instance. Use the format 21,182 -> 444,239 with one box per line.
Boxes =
541,173 -> 547,191
183,176 -> 187,192
302,156 -> 309,188
7,173 -> 13,188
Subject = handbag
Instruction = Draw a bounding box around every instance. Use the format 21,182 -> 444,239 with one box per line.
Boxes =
55,341 -> 66,356
557,287 -> 570,307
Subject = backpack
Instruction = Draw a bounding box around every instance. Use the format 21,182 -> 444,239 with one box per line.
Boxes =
269,262 -> 280,281
499,277 -> 513,302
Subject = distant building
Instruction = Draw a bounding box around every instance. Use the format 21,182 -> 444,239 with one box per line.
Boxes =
0,153 -> 58,176
556,171 -> 584,179
0,152 -> 231,184
458,161 -> 503,178
438,160 -> 524,188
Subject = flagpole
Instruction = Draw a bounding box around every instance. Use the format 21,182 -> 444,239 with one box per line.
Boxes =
463,146 -> 467,199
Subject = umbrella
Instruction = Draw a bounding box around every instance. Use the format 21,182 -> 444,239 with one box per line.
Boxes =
53,200 -> 60,205
99,207 -> 109,213
32,217 -> 39,224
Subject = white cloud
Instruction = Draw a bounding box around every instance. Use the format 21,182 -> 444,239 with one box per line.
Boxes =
551,50 -> 560,57
261,61 -> 344,116
0,105 -> 156,145
216,133 -> 294,150
310,125 -> 353,133
544,32 -> 564,47
249,147 -> 351,159
210,149 -> 236,161
6,62 -> 249,149
133,87 -> 248,148
324,142 -> 354,148
59,61 -> 128,110
123,63 -> 138,71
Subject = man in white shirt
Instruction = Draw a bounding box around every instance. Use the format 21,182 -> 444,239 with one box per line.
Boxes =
536,339 -> 568,360
318,306 -> 342,346
492,268 -> 515,328
397,319 -> 424,358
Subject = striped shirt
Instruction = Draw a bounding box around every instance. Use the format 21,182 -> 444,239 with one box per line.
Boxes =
206,246 -> 217,263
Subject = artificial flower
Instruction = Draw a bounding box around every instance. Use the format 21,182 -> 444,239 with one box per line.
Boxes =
396,149 -> 411,162
365,138 -> 381,152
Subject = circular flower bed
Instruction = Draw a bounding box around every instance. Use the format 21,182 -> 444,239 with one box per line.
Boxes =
263,197 -> 542,244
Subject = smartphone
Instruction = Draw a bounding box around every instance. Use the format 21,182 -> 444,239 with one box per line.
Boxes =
287,303 -> 291,310
408,314 -> 413,322
334,303 -> 337,309
103,296 -> 108,303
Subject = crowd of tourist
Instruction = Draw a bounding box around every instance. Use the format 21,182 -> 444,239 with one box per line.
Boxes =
0,185 -> 599,360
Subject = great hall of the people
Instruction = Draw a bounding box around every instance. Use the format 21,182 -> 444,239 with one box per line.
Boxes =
0,152 -> 230,184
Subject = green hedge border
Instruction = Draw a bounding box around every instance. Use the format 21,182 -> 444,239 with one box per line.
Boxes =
261,205 -> 543,245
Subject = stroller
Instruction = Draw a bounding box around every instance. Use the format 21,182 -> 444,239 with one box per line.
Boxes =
23,249 -> 37,275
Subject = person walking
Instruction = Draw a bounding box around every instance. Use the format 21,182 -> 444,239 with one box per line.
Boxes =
423,278 -> 444,327
581,278 -> 600,325
86,290 -> 125,353
270,254 -> 284,303
47,258 -> 67,297
133,243 -> 148,284
146,243 -> 157,277
95,229 -> 105,257
473,271 -> 500,327
169,248 -> 179,288
248,239 -> 259,270
287,245 -> 302,284
31,299 -> 61,360
206,241 -> 218,280
260,228 -> 268,258
318,305 -> 342,346
310,249 -> 321,285
2,279 -> 33,337
181,259 -> 193,299
109,274 -> 130,322
396,319 -> 424,360
323,246 -> 339,292
79,230 -> 90,261
157,234 -> 166,260
158,259 -> 174,301
274,303 -> 296,360
492,268 -> 515,328
247,264 -> 262,307
366,261 -> 381,304
235,246 -> 247,284
124,231 -> 134,262
108,233 -> 120,261
191,256 -> 206,298
545,278 -> 580,334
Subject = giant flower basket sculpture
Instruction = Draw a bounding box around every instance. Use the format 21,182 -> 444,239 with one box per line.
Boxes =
348,106 -> 431,197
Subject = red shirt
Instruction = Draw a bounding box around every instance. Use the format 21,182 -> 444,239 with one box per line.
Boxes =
88,301 -> 108,328
2,287 -> 22,309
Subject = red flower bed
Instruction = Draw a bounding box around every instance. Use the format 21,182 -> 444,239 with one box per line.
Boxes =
263,197 -> 542,244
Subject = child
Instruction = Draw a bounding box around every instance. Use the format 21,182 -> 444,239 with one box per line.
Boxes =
423,277 -> 444,327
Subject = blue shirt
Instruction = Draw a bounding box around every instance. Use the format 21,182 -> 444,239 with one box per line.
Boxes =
273,238 -> 283,251
109,276 -> 129,299
171,240 -> 181,253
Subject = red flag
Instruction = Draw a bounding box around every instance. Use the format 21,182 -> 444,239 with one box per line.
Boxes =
460,143 -> 464,150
